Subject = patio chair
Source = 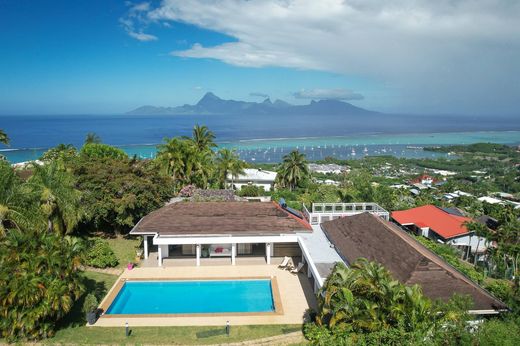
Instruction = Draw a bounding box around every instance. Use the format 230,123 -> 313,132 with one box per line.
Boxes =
278,256 -> 291,268
290,262 -> 305,274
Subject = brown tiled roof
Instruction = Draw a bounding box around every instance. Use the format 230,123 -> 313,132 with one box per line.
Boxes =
321,213 -> 507,312
131,201 -> 312,236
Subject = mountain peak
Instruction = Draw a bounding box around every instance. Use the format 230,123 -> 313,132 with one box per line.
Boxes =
197,92 -> 221,106
262,97 -> 272,104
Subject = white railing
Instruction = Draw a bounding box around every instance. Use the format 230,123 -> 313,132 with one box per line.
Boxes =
303,203 -> 389,224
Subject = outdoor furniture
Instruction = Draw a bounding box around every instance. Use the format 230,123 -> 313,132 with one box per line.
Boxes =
290,262 -> 304,274
278,256 -> 291,268
209,244 -> 232,257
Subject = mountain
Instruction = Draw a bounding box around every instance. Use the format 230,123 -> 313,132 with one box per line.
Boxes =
126,92 -> 377,116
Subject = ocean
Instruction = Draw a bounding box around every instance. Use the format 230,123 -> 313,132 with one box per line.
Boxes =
1,113 -> 519,163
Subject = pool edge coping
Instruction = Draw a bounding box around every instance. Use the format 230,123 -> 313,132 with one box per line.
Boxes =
98,276 -> 284,319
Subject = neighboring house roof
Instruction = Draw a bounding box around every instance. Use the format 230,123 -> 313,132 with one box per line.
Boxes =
227,168 -> 277,182
131,201 -> 312,236
441,207 -> 466,217
391,205 -> 471,239
321,213 -> 507,312
477,215 -> 500,230
477,196 -> 504,205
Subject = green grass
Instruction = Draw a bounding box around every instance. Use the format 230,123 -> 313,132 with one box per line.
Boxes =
104,236 -> 141,268
47,325 -> 302,345
45,270 -> 302,345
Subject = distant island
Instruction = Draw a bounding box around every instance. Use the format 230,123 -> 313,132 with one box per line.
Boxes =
126,92 -> 378,116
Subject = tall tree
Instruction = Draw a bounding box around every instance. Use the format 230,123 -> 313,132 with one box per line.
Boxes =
277,150 -> 309,190
84,132 -> 101,144
0,129 -> 9,145
156,137 -> 213,191
0,161 -> 40,235
215,148 -> 245,188
27,163 -> 82,234
190,125 -> 216,152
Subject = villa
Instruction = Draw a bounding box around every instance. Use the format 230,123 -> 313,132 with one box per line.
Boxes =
226,168 -> 277,191
96,200 -> 505,328
130,201 -> 311,267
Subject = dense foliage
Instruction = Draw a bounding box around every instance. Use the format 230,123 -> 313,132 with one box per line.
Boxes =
72,157 -> 174,234
0,228 -> 84,340
85,238 -> 118,268
306,259 -> 471,345
238,184 -> 265,197
80,143 -> 127,160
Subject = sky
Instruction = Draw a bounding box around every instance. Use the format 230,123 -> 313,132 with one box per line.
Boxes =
0,0 -> 519,115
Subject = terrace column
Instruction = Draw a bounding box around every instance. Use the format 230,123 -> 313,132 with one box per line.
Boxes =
158,245 -> 162,267
196,244 -> 201,266
231,243 -> 236,265
266,243 -> 271,264
143,235 -> 149,259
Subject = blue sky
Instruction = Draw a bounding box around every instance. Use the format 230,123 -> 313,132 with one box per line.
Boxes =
0,0 -> 518,115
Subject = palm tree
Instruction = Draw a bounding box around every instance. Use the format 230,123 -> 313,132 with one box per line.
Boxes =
0,227 -> 85,340
27,163 -> 82,234
156,137 -> 214,191
0,129 -> 9,145
277,150 -> 309,190
215,148 -> 246,188
317,259 -> 434,334
190,125 -> 216,152
84,132 -> 101,144
0,161 -> 40,235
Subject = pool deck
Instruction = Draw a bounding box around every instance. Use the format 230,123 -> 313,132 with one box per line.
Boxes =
94,264 -> 317,327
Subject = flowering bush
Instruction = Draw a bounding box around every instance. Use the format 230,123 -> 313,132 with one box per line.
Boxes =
179,184 -> 196,197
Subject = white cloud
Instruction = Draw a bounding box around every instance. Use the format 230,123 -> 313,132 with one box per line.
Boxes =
120,2 -> 157,42
128,31 -> 158,41
140,0 -> 520,113
294,88 -> 364,101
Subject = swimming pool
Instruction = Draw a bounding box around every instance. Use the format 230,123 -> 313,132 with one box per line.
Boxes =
105,279 -> 276,315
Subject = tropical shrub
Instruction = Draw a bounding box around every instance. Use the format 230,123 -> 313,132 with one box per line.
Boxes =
0,228 -> 84,341
238,185 -> 265,197
82,293 -> 98,314
179,184 -> 196,197
80,143 -> 127,160
85,238 -> 118,268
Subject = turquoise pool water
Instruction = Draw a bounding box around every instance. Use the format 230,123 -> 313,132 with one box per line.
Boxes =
106,280 -> 275,315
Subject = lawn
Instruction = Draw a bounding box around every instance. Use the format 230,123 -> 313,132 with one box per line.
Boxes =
47,324 -> 302,345
47,271 -> 303,345
103,236 -> 141,268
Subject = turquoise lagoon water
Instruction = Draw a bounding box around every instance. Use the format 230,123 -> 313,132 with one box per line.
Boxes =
106,280 -> 275,315
4,131 -> 520,163
3,130 -> 519,163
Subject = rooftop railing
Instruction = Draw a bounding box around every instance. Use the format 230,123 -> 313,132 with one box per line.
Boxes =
303,202 -> 390,224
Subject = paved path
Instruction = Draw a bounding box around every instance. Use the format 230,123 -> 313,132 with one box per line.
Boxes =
84,266 -> 124,276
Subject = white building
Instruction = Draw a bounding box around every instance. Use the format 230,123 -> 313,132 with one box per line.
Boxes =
308,163 -> 349,175
226,168 -> 277,191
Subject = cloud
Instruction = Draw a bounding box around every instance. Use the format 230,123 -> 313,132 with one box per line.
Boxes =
120,2 -> 158,42
249,92 -> 269,98
141,0 -> 520,113
293,88 -> 364,101
127,31 -> 158,41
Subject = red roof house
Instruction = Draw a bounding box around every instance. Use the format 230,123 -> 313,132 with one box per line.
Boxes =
392,205 -> 471,240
